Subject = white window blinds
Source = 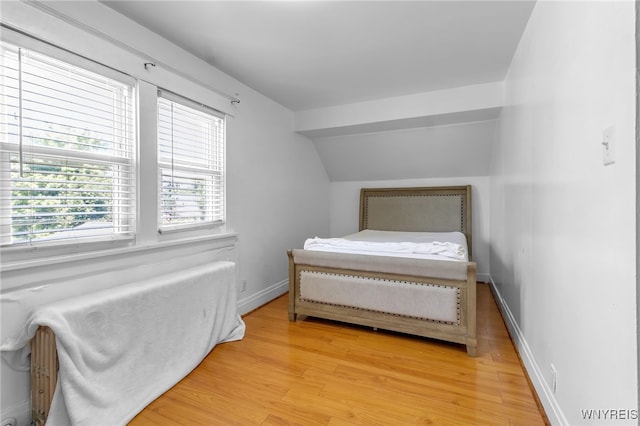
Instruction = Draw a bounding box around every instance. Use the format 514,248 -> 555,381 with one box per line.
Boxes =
0,41 -> 136,246
157,92 -> 225,230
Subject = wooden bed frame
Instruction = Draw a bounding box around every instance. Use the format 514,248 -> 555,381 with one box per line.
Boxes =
287,186 -> 477,356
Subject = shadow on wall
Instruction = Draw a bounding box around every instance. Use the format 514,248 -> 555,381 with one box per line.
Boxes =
489,181 -> 534,327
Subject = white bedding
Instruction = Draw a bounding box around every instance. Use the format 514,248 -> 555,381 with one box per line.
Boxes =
304,229 -> 469,262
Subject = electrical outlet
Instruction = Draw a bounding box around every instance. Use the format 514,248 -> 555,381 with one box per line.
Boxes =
550,364 -> 558,394
602,125 -> 615,166
1,417 -> 17,426
241,280 -> 247,293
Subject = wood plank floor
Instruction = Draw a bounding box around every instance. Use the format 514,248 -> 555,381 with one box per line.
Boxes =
129,283 -> 548,425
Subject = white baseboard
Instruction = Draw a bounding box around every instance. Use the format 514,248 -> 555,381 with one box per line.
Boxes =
477,272 -> 491,283
487,278 -> 568,426
237,279 -> 288,315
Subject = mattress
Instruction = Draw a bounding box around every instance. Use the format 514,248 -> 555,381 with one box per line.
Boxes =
304,229 -> 469,262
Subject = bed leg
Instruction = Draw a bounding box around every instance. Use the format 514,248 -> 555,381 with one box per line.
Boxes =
287,250 -> 298,323
466,340 -> 478,357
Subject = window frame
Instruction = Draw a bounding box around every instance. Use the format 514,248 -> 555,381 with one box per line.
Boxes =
0,38 -> 137,249
0,29 -> 230,264
156,90 -> 226,234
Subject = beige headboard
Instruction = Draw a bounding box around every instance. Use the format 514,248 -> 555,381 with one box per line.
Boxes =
359,186 -> 472,258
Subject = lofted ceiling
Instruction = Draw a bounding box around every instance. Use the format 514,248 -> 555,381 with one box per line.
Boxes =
101,0 -> 535,182
101,0 -> 535,112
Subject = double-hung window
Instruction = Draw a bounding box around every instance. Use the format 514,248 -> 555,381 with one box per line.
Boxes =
157,92 -> 225,231
0,41 -> 136,246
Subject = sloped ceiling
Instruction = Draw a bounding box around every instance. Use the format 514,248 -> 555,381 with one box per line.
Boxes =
102,0 -> 535,181
314,120 -> 496,182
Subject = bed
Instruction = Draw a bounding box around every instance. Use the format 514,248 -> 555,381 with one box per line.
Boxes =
287,186 -> 477,356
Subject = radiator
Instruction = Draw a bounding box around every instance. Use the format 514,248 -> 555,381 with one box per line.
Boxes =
17,260 -> 244,425
31,326 -> 58,426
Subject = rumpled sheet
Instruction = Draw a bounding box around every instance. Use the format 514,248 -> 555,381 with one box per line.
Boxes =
0,261 -> 245,426
304,230 -> 467,261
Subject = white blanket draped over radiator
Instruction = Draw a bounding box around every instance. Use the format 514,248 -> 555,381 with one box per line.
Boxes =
0,260 -> 245,426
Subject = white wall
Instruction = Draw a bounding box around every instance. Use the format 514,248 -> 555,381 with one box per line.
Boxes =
330,177 -> 491,282
490,2 -> 637,424
227,93 -> 330,311
0,1 -> 329,423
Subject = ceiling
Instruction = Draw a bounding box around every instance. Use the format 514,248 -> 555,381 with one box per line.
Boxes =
101,1 -> 535,112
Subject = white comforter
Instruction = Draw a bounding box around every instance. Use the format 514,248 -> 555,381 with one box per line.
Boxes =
0,261 -> 245,426
304,229 -> 468,261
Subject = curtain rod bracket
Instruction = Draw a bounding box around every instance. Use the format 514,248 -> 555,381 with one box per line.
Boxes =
144,62 -> 156,70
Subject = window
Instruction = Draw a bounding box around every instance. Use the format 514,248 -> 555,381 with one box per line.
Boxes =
0,41 -> 136,246
157,92 -> 225,231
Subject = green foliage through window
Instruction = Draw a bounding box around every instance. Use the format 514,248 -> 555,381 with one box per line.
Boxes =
0,41 -> 135,245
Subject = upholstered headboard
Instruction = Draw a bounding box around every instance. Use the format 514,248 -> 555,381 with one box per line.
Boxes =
359,186 -> 472,258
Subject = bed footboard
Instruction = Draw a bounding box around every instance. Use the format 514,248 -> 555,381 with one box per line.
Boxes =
288,249 -> 477,356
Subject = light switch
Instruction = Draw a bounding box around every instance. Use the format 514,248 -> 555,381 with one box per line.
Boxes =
602,126 -> 615,166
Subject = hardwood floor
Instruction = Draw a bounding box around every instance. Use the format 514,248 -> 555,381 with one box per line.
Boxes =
129,283 -> 548,425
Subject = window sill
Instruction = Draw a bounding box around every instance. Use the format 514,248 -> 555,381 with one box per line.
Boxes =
1,232 -> 238,274
158,220 -> 225,235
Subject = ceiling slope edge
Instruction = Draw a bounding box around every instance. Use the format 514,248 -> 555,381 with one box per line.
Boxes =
295,81 -> 504,139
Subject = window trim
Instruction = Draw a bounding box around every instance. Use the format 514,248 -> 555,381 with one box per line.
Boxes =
0,37 -> 138,249
0,28 -> 232,265
156,90 -> 226,234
